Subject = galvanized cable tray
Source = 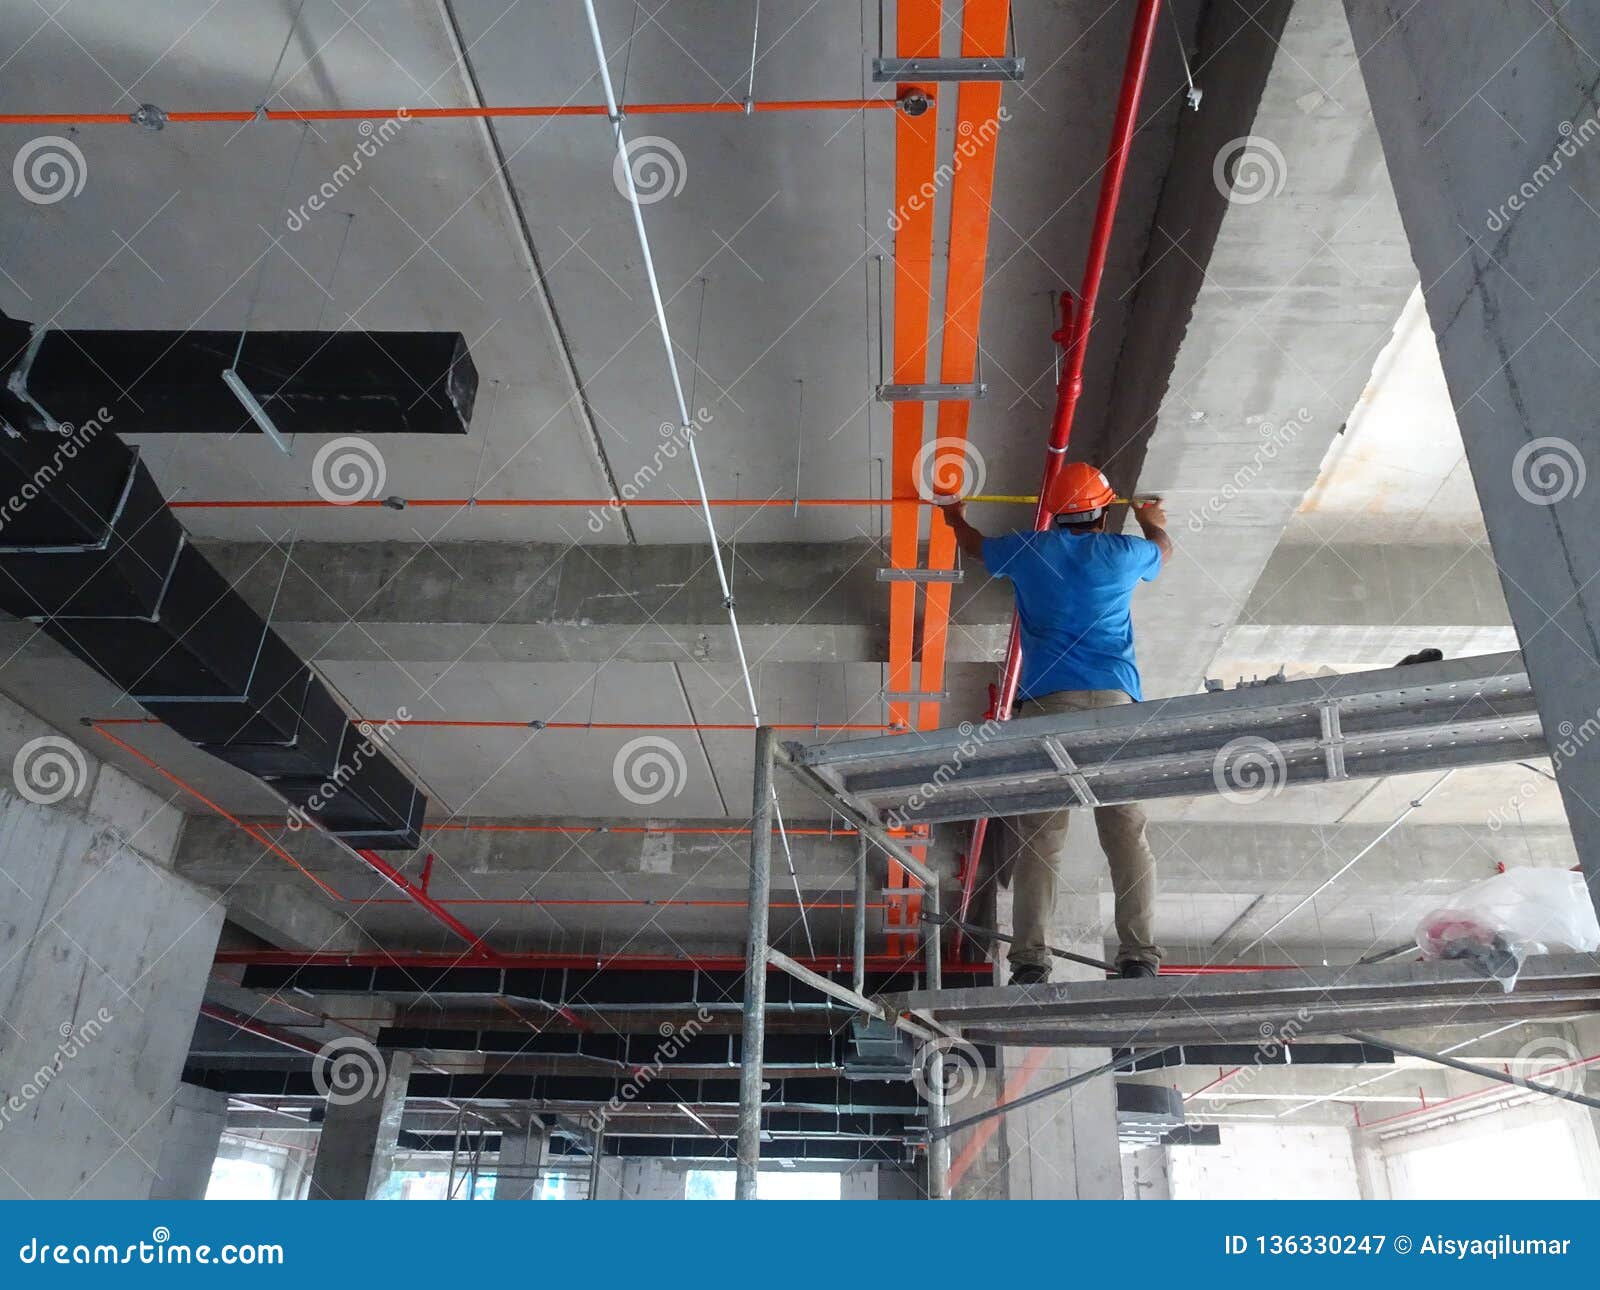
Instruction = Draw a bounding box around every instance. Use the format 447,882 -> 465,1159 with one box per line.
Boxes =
784,651 -> 1541,825
876,953 -> 1600,1048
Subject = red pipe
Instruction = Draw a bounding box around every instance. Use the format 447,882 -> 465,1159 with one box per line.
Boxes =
1355,1051 -> 1600,1130
1183,1066 -> 1244,1102
955,0 -> 1165,945
214,948 -> 993,973
352,848 -> 495,961
0,99 -> 902,127
91,723 -> 343,901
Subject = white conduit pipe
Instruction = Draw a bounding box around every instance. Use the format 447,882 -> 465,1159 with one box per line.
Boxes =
581,0 -> 760,726
581,2 -> 815,953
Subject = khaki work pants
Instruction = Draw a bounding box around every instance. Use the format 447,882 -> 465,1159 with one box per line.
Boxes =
1010,688 -> 1161,971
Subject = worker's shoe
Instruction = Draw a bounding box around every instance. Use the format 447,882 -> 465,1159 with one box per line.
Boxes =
1118,960 -> 1158,980
1009,964 -> 1051,987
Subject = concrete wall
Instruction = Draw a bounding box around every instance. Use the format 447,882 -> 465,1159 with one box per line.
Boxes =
0,694 -> 221,1199
1373,1101 -> 1600,1200
1169,1125 -> 1361,1199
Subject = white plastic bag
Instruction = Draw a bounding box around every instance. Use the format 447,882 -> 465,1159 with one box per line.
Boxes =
1414,868 -> 1599,991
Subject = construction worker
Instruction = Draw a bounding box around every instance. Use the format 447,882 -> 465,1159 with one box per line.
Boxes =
939,463 -> 1171,984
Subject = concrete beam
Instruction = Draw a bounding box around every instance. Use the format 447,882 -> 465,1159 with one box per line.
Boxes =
179,540 -> 1012,667
1224,542 -> 1516,667
1091,0 -> 1417,698
175,814 -> 959,898
1343,0 -> 1600,902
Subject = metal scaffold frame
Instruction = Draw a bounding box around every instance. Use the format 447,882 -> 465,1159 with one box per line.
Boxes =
736,650 -> 1600,1199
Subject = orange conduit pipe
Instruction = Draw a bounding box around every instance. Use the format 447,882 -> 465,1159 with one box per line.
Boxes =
954,0 -> 1166,951
0,100 -> 904,127
914,0 -> 1011,735
91,722 -> 343,902
882,0 -> 943,957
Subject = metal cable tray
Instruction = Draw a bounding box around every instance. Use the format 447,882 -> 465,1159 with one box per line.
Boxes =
877,953 -> 1600,1048
783,651 -> 1541,824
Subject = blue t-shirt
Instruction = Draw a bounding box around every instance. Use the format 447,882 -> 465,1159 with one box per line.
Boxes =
980,529 -> 1162,702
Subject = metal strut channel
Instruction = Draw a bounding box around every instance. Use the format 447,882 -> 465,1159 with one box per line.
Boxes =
871,56 -> 1025,83
881,954 -> 1600,1049
786,652 -> 1540,826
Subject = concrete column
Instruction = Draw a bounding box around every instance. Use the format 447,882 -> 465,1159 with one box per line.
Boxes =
0,698 -> 219,1200
306,1052 -> 413,1200
1344,0 -> 1600,904
993,886 -> 1122,1200
148,1083 -> 228,1200
493,1123 -> 547,1199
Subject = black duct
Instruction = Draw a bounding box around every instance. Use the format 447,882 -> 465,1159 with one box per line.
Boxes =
0,430 -> 425,850
1,311 -> 477,438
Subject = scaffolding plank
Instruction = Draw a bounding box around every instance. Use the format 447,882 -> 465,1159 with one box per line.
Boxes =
782,652 -> 1540,824
877,954 -> 1600,1047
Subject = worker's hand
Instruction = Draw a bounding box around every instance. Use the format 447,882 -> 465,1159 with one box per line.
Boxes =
1133,497 -> 1167,531
938,499 -> 966,526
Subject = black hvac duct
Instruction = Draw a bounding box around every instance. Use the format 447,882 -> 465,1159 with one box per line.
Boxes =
1,310 -> 477,438
0,429 -> 425,850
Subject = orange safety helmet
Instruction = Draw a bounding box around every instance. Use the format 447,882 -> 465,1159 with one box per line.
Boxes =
1043,462 -> 1116,525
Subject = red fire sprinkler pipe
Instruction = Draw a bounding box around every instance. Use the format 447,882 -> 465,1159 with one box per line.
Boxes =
352,848 -> 494,961
955,0 -> 1165,946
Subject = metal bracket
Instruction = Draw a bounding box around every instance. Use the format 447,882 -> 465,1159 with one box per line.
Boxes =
221,367 -> 291,455
883,691 -> 950,704
6,327 -> 63,434
1041,736 -> 1099,807
872,56 -> 1025,83
874,382 -> 987,403
130,103 -> 168,131
876,568 -> 965,584
1317,700 -> 1348,781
